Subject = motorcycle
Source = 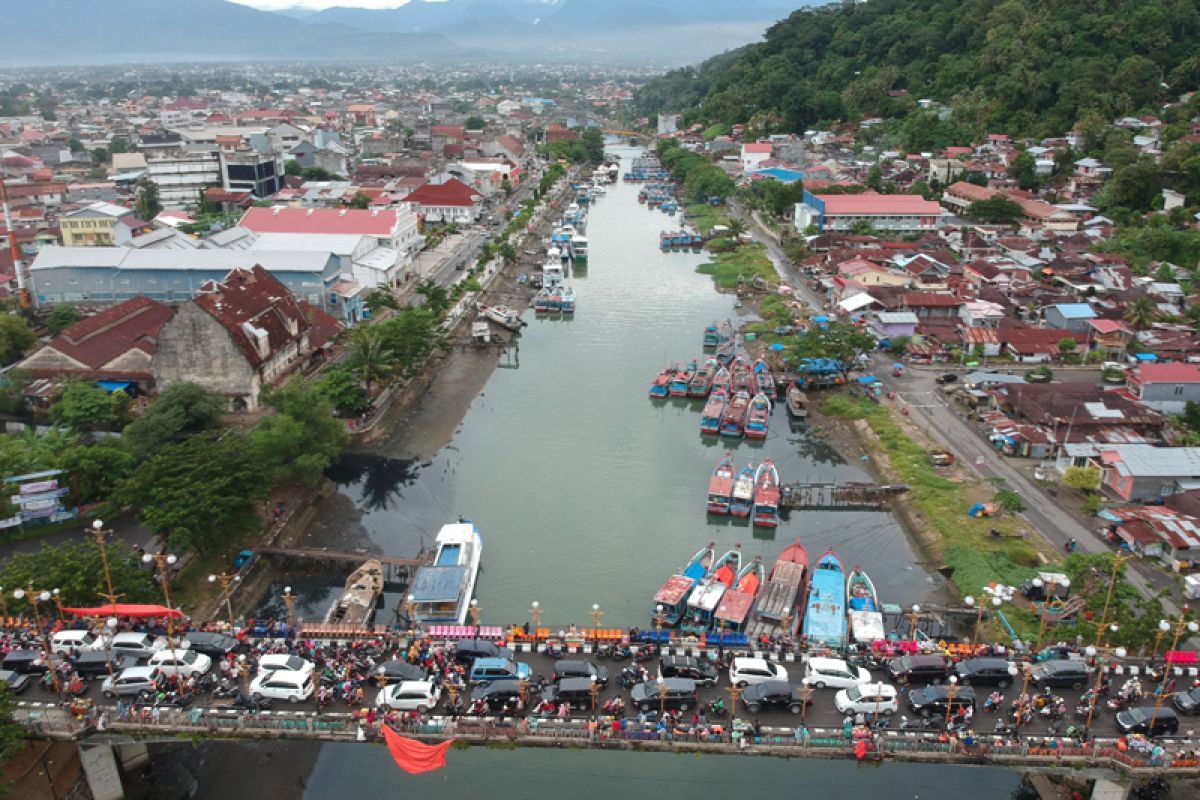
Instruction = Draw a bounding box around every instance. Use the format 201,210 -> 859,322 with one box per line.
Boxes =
213,678 -> 239,699
705,698 -> 728,717
601,697 -> 625,715
632,645 -> 657,664
231,691 -> 271,713
617,666 -> 645,689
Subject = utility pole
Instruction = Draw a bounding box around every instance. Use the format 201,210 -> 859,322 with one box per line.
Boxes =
0,179 -> 30,307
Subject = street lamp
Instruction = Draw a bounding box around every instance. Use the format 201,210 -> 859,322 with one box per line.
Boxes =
143,552 -> 179,651
1151,610 -> 1199,732
588,679 -> 600,712
14,587 -> 60,700
654,604 -> 665,641
799,685 -> 814,723
727,683 -> 743,717
908,604 -> 921,641
529,601 -> 542,644
405,594 -> 418,636
469,598 -> 481,630
1084,630 -> 1126,735
282,586 -> 295,633
49,589 -> 64,620
658,681 -> 668,716
91,519 -> 121,613
1152,619 -> 1171,664
207,573 -> 240,623
591,604 -> 603,645
944,676 -> 959,730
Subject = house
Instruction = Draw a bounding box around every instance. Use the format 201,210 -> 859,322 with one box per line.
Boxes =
151,266 -> 312,411
795,191 -> 944,233
870,311 -> 918,340
403,179 -> 483,224
1043,303 -> 1096,333
959,300 -> 1006,328
741,142 -> 773,172
901,292 -> 959,319
1088,319 -> 1134,358
1096,445 -> 1200,502
1001,327 -> 1083,362
1107,505 -> 1200,565
993,384 -> 1168,448
16,296 -> 175,393
60,202 -> 146,247
1127,362 -> 1200,414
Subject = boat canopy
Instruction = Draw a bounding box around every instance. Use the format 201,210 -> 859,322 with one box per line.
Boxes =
712,563 -> 736,586
849,610 -> 886,642
409,566 -> 468,603
688,581 -> 726,612
654,575 -> 695,606
714,590 -> 754,625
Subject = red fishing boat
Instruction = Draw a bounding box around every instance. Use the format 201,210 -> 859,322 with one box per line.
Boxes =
669,359 -> 697,397
706,454 -> 736,515
744,392 -> 771,440
649,365 -> 677,399
711,367 -> 732,395
731,357 -> 755,394
748,540 -> 809,638
754,359 -> 777,401
752,459 -> 781,528
700,389 -> 728,435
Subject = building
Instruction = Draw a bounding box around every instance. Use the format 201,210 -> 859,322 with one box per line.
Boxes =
795,191 -> 944,233
59,202 -> 145,247
657,114 -> 679,136
220,148 -> 283,198
145,148 -> 221,208
741,143 -> 773,172
1095,445 -> 1200,502
1107,505 -> 1200,565
151,266 -> 312,411
1128,362 -> 1200,414
1043,303 -> 1096,333
403,179 -> 483,224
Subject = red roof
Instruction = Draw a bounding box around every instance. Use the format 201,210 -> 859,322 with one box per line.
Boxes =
194,266 -> 309,368
404,179 -> 481,208
238,206 -> 400,236
818,193 -> 944,217
29,296 -> 174,376
903,292 -> 958,307
743,143 -> 773,154
299,302 -> 343,350
431,125 -> 465,139
1135,363 -> 1200,384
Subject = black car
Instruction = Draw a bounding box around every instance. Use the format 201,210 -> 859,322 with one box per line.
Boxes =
471,679 -> 524,712
1173,687 -> 1200,716
1116,706 -> 1179,737
935,372 -> 959,384
2,650 -> 48,675
71,651 -> 139,679
741,680 -> 809,715
185,632 -> 240,659
541,678 -> 597,710
1030,660 -> 1089,691
453,639 -> 514,665
630,678 -> 697,712
552,660 -> 609,688
372,660 -> 428,686
660,655 -> 718,688
952,658 -> 1015,687
0,669 -> 32,695
907,685 -> 977,717
887,654 -> 950,685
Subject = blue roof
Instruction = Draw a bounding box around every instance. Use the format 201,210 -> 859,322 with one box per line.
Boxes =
1135,352 -> 1159,361
802,557 -> 846,645
754,168 -> 805,184
1052,303 -> 1096,319
408,566 -> 468,603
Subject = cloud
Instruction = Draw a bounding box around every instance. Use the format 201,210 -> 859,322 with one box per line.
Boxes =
231,0 -> 418,10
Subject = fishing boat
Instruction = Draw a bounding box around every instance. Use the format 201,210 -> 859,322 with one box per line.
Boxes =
706,453 -> 736,515
542,260 -> 565,287
703,319 -> 733,349
479,304 -> 526,331
752,459 -> 781,528
846,566 -> 886,644
324,558 -> 384,626
731,358 -> 755,394
801,549 -> 847,647
559,283 -> 576,315
730,463 -> 755,517
719,391 -> 750,437
649,366 -> 677,399
785,384 -> 809,421
711,367 -> 732,396
747,540 -> 808,639
714,339 -> 736,365
532,288 -> 553,313
681,546 -> 742,634
688,359 -> 716,398
744,393 -> 771,440
669,360 -> 697,397
700,390 -> 728,436
652,543 -> 714,627
570,233 -> 589,263
407,520 -> 484,626
714,556 -> 765,633
754,359 -> 777,400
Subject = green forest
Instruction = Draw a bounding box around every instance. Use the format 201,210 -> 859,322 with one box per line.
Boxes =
636,0 -> 1200,138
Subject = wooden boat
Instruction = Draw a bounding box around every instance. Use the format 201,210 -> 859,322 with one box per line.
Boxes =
682,546 -> 742,634
719,391 -> 750,437
731,357 -> 755,394
703,319 -> 734,349
700,390 -> 728,436
706,454 -> 736,515
754,359 -> 777,400
846,566 -> 885,644
559,283 -> 576,314
652,543 -> 714,626
714,339 -> 736,365
669,360 -> 696,397
711,367 -> 732,395
324,559 -> 383,626
801,549 -> 847,647
688,359 -> 717,398
748,540 -> 809,638
785,384 -> 809,420
752,459 -> 781,528
744,393 -> 771,440
714,556 -> 765,633
649,366 -> 677,399
532,287 -> 553,313
730,463 -> 755,517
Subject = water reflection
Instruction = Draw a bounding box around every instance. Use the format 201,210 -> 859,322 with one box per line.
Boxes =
324,452 -> 421,511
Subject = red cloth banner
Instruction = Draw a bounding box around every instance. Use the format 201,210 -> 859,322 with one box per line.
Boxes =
381,725 -> 454,774
62,604 -> 185,619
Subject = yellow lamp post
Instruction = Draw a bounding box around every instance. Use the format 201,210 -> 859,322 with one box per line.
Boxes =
207,572 -> 239,623
1151,619 -> 1171,664
14,587 -> 61,700
944,676 -> 959,730
49,589 -> 65,621
1084,625 -> 1125,735
908,604 -> 921,641
282,586 -> 295,633
469,599 -> 481,630
91,519 -> 121,612
530,601 -> 543,644
658,682 -> 668,716
591,604 -> 603,645
588,679 -> 600,712
727,683 -> 742,717
143,552 -> 179,650
799,685 -> 814,723
654,604 -> 665,640
1151,610 -> 1199,732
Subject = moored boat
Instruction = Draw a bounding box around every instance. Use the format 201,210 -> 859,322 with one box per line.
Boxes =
730,463 -> 755,517
324,558 -> 384,626
711,367 -> 732,396
688,359 -> 716,398
731,357 -> 755,394
652,543 -> 714,627
719,391 -> 750,437
407,521 -> 484,626
532,288 -> 552,313
744,393 -> 771,440
754,359 -> 777,400
681,546 -> 742,634
649,366 -> 677,399
559,283 -> 576,315
785,384 -> 809,420
801,549 -> 847,647
752,459 -> 781,528
479,304 -> 526,330
713,556 -> 765,634
706,453 -> 736,515
700,389 -> 728,436
703,319 -> 733,349
714,339 -> 736,365
846,566 -> 885,644
669,360 -> 697,397
748,540 -> 809,638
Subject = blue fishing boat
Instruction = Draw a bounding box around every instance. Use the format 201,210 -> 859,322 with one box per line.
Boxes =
652,543 -> 715,627
801,549 -> 846,647
559,283 -> 576,315
669,360 -> 696,397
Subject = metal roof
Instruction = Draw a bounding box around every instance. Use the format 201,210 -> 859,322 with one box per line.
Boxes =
1103,445 -> 1200,478
30,245 -> 333,273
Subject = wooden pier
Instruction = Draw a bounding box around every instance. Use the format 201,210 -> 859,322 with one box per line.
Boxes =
255,547 -> 433,585
779,482 -> 909,511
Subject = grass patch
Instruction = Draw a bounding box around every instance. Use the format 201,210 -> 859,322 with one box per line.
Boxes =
696,243 -> 778,289
702,123 -> 729,141
822,394 -> 1045,603
684,202 -> 731,234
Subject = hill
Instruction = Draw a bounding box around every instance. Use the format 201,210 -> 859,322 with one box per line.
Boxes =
636,0 -> 1200,137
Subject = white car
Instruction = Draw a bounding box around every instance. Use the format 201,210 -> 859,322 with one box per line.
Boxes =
257,654 -> 314,676
728,657 -> 789,688
801,657 -> 872,690
376,680 -> 442,713
148,649 -> 212,678
50,630 -> 97,655
835,682 -> 899,716
250,669 -> 314,704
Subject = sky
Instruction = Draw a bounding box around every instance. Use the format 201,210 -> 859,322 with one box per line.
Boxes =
233,1 -> 419,9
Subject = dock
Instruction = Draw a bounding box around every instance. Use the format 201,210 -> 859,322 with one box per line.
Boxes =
255,547 -> 432,585
779,482 -> 908,511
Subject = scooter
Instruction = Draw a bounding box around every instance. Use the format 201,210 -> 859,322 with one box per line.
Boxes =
231,691 -> 271,713
213,678 -> 239,699
705,698 -> 728,717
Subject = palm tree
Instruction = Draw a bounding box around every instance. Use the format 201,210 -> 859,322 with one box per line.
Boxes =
1124,296 -> 1158,331
416,279 -> 451,316
345,326 -> 399,397
727,218 -> 747,239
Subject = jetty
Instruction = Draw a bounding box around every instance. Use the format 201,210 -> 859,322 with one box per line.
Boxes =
255,547 -> 432,585
779,482 -> 909,511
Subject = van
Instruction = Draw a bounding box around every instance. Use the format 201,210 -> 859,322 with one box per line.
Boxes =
257,654 -> 314,676
72,651 -> 138,679
630,678 -> 697,712
1116,706 -> 1179,737
469,657 -> 531,685
552,660 -> 609,688
886,654 -> 950,685
106,632 -> 167,661
250,669 -> 314,703
149,649 -> 213,678
802,657 -> 871,689
452,639 -> 513,665
540,677 -> 596,710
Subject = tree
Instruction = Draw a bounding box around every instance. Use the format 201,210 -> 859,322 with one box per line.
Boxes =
250,384 -> 347,484
993,489 -> 1025,513
1057,337 -> 1077,355
0,367 -> 31,415
122,382 -> 226,460
364,289 -> 401,313
788,322 -> 877,384
967,196 -> 1024,225
0,539 -> 158,605
376,308 -> 445,376
0,684 -> 25,770
581,127 -> 605,163
135,178 -> 162,221
67,138 -> 86,153
1062,466 -> 1102,492
345,325 -> 400,397
1026,364 -> 1054,382
889,335 -> 910,355
415,279 -> 451,315
348,191 -> 371,210
1009,150 -> 1038,189
1124,296 -> 1158,330
285,160 -> 303,176
496,242 -> 517,265
46,304 -> 82,336
0,314 -> 36,365
49,381 -> 125,434
58,437 -> 136,505
319,364 -> 371,416
108,136 -> 131,155
91,147 -> 109,166
464,116 -> 486,130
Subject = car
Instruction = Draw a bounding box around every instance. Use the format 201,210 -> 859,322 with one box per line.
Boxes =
250,669 -> 314,703
105,632 -> 169,661
729,657 -> 789,688
1,650 -> 48,675
630,678 -> 697,713
0,669 -> 32,695
452,639 -> 514,665
468,657 -> 531,685
376,680 -> 441,713
907,685 -> 977,717
552,660 -> 609,688
741,680 -> 810,715
952,658 -> 1016,687
471,679 -> 525,712
72,651 -> 139,679
541,677 -> 598,710
102,666 -> 162,698
934,373 -> 958,384
1116,706 -> 1180,737
1172,688 -> 1200,715
372,660 -> 428,686
660,655 -> 718,688
185,632 -> 240,659
886,654 -> 950,685
50,629 -> 98,655
148,648 -> 213,678
1030,660 -> 1090,691
835,682 -> 899,716
801,657 -> 871,690
257,654 -> 314,676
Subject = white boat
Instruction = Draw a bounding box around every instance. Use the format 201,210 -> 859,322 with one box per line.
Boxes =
559,283 -> 576,314
542,260 -> 565,287
570,233 -> 589,263
408,521 -> 484,626
324,559 -> 384,626
479,304 -> 525,330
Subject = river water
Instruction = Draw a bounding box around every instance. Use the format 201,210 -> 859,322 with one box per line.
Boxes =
284,145 -> 950,630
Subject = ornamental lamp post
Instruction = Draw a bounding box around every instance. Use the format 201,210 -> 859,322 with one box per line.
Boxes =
406,594 -> 419,637
908,604 -> 921,641
469,599 -> 481,630
14,587 -> 61,701
1152,619 -> 1171,664
91,519 -> 121,614
591,604 -> 603,644
588,678 -> 600,712
143,552 -> 179,651
944,676 -> 959,730
207,573 -> 239,623
530,601 -> 542,643
727,683 -> 743,717
1151,612 -> 1199,732
1084,635 -> 1127,735
799,684 -> 814,723
654,604 -> 665,640
282,586 -> 295,633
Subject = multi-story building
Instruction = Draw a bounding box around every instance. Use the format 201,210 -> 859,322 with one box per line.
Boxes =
59,202 -> 144,247
795,191 -> 945,233
145,148 -> 220,208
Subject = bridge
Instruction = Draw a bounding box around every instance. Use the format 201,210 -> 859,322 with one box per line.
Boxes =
603,128 -> 650,142
255,546 -> 432,586
779,482 -> 909,511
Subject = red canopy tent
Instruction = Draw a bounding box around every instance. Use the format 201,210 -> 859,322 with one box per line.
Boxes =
62,604 -> 185,619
